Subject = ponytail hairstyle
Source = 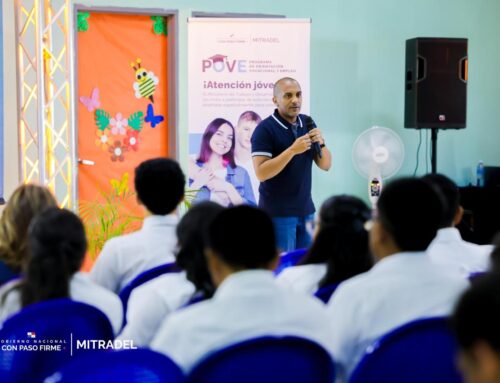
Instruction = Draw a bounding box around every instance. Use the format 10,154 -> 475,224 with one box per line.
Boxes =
21,208 -> 87,307
175,201 -> 224,299
301,195 -> 373,288
0,184 -> 57,273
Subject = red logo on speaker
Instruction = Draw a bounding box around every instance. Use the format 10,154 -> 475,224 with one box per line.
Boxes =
438,114 -> 446,121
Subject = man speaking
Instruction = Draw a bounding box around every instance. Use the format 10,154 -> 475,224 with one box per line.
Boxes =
251,77 -> 332,252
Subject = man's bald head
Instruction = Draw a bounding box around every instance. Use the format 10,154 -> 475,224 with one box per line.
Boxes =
273,77 -> 300,97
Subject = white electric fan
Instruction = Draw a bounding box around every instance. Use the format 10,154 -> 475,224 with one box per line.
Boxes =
352,126 -> 405,207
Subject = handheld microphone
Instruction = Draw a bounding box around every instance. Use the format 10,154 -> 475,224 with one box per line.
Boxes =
305,116 -> 322,159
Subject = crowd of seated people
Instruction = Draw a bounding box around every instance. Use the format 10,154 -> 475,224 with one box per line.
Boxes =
276,194 -> 373,296
1,158 -> 500,383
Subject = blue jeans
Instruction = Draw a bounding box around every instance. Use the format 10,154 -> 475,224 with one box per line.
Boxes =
272,214 -> 314,253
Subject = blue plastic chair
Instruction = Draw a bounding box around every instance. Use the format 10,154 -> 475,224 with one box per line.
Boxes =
186,336 -> 335,383
313,283 -> 340,304
349,317 -> 463,383
0,298 -> 114,383
274,248 -> 307,275
49,349 -> 184,383
468,271 -> 486,282
119,262 -> 180,324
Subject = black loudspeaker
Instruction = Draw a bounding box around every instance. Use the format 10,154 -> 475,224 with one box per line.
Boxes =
404,38 -> 468,129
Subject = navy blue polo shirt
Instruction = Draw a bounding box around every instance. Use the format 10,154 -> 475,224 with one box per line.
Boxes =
251,109 -> 315,217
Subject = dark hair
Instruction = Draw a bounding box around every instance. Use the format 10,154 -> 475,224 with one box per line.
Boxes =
301,195 -> 373,288
175,201 -> 224,298
207,206 -> 276,269
134,158 -> 185,215
452,273 -> 500,352
197,118 -> 236,168
421,173 -> 459,227
21,208 -> 87,307
490,232 -> 500,273
377,177 -> 445,251
237,111 -> 262,125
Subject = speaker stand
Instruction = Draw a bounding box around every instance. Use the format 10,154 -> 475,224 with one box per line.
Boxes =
431,128 -> 438,174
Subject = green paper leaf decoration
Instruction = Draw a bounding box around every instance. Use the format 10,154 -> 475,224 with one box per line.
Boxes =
95,109 -> 110,131
77,12 -> 90,32
128,111 -> 144,131
151,16 -> 167,36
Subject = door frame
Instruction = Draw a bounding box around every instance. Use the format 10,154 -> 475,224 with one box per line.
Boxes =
71,5 -> 178,205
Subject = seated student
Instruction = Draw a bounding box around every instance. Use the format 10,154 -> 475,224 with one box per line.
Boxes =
276,195 -> 372,296
117,201 -> 223,347
0,184 -> 57,285
151,206 -> 335,372
452,273 -> 500,383
91,158 -> 185,293
327,177 -> 468,381
490,233 -> 500,273
423,173 -> 493,277
0,208 -> 123,334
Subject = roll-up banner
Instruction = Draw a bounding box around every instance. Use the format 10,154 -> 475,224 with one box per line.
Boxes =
187,17 -> 310,206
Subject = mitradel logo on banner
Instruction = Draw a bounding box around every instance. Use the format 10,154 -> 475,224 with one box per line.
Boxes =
188,18 -> 310,208
0,332 -> 137,355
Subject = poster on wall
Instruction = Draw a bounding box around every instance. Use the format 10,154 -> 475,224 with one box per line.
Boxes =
187,18 -> 310,206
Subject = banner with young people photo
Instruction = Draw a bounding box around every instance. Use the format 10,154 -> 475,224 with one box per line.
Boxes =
187,17 -> 310,207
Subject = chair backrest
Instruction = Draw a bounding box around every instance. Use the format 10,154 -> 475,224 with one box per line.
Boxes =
0,298 -> 114,383
274,248 -> 307,275
186,336 -> 335,383
468,271 -> 486,282
313,283 -> 340,304
48,349 -> 184,383
119,262 -> 180,321
349,317 -> 463,383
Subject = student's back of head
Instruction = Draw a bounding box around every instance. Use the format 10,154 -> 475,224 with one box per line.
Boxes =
22,207 -> 86,307
302,194 -> 373,287
0,184 -> 57,274
134,158 -> 185,215
175,201 -> 224,298
376,177 -> 445,253
422,173 -> 460,227
452,273 -> 500,383
206,205 -> 276,270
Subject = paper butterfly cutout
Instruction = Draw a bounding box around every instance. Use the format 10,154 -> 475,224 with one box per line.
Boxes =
144,103 -> 164,128
80,88 -> 100,112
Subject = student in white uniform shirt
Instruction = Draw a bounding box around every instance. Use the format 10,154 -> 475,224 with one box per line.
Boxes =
118,201 -> 223,347
423,173 -> 492,277
0,208 -> 123,335
452,273 -> 500,383
491,237 -> 500,273
276,195 -> 373,297
151,206 -> 335,372
327,178 -> 468,382
91,158 -> 185,294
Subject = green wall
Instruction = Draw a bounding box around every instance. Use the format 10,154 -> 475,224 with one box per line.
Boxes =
78,0 -> 500,206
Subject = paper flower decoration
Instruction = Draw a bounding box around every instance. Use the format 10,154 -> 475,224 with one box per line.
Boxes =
110,113 -> 128,135
124,130 -> 140,152
95,130 -> 111,150
109,141 -> 128,162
